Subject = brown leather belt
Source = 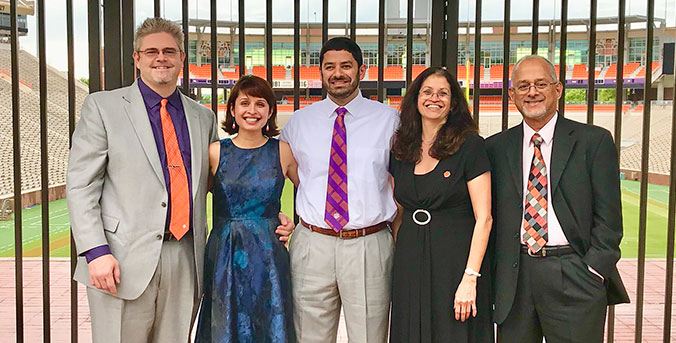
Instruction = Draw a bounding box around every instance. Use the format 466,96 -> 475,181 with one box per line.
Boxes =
300,219 -> 389,239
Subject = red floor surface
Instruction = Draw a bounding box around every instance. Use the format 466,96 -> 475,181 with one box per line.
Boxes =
0,258 -> 674,342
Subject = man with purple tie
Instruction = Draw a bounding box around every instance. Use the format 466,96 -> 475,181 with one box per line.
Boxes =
280,37 -> 399,342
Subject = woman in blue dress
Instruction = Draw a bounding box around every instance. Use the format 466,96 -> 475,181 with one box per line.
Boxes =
196,75 -> 298,343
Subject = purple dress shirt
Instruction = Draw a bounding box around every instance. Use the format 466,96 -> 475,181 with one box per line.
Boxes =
84,79 -> 193,263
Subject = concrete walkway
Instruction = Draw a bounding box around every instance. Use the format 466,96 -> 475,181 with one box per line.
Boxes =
0,258 -> 673,342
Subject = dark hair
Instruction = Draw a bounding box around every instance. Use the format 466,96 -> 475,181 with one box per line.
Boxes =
223,75 -> 280,137
391,67 -> 478,163
320,37 -> 363,67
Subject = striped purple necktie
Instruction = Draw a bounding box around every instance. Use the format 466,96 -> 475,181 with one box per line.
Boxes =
324,107 -> 349,232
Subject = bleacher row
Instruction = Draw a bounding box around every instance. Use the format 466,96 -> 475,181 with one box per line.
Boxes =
187,62 -> 660,82
0,47 -> 88,197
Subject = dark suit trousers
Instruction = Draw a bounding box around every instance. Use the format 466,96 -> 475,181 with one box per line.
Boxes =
498,251 -> 607,343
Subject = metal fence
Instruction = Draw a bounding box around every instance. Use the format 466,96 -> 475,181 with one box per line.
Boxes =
5,0 -> 675,342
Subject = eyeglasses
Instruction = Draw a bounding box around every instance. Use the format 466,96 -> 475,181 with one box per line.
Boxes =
137,48 -> 180,58
420,89 -> 451,99
513,81 -> 556,94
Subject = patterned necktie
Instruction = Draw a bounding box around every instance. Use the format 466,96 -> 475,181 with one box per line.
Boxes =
324,107 -> 349,232
160,98 -> 190,240
523,133 -> 548,253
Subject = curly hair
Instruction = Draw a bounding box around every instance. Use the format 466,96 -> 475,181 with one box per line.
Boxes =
222,75 -> 280,137
391,67 -> 477,163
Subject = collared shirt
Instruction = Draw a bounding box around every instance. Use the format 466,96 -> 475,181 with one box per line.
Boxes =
280,91 -> 399,229
521,113 -> 569,246
84,79 -> 192,263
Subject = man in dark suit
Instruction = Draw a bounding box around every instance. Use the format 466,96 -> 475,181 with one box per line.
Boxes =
486,55 -> 630,343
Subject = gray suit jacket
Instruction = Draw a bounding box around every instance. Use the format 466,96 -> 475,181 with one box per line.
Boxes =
67,80 -> 218,300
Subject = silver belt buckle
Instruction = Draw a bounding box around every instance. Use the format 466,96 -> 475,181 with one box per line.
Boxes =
527,247 -> 546,257
412,209 -> 431,226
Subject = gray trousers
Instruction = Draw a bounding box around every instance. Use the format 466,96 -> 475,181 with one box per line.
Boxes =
87,235 -> 198,343
289,222 -> 394,343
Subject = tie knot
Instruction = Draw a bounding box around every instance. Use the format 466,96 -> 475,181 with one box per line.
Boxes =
335,107 -> 347,117
160,98 -> 168,108
531,133 -> 543,147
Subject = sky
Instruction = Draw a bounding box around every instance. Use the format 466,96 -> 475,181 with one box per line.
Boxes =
16,0 -> 676,79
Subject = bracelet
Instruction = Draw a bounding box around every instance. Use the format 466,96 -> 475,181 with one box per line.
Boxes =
464,268 -> 481,277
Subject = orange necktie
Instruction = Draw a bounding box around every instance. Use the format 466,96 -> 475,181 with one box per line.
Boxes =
160,98 -> 190,240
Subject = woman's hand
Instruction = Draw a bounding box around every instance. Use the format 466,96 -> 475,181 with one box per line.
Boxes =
453,274 -> 478,322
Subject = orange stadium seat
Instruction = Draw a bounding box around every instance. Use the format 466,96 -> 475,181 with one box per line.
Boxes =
384,66 -> 404,80
272,66 -> 287,80
571,64 -> 586,79
411,65 -> 426,80
368,66 -> 379,80
252,66 -> 266,78
623,62 -> 640,77
604,63 -> 617,79
222,66 -> 240,79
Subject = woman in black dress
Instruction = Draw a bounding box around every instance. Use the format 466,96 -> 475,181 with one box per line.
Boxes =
389,67 -> 493,343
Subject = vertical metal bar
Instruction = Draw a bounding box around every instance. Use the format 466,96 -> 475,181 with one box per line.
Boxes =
531,0 -> 539,55
613,0 -> 626,181
10,0 -> 24,341
121,0 -> 135,86
66,0 -> 78,341
586,0 -> 597,124
501,0 -> 511,131
265,0 -> 273,83
322,0 -> 329,99
446,0 -> 459,68
103,0 -> 122,90
607,2 -> 625,340
558,0 -> 567,117
182,0 -> 190,95
430,0 -> 445,67
239,0 -> 246,77
88,0 -> 102,93
350,0 -> 356,41
37,0 -> 51,340
154,0 -> 160,17
635,0 -> 654,339
211,0 -> 218,114
322,0 -> 328,44
294,0 -> 300,111
405,0 -> 413,86
663,45 -> 676,343
473,0 -> 482,124
377,0 -> 385,102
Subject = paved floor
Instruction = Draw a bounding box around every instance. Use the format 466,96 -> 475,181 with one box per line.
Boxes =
0,258 -> 673,342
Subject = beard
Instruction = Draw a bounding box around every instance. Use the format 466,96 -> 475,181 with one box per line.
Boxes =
324,75 -> 359,100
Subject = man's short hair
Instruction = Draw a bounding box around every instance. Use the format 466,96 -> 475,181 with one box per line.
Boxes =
320,37 -> 363,67
511,55 -> 558,83
134,17 -> 184,52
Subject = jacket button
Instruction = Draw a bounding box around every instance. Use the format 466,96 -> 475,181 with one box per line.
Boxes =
512,262 -> 518,268
161,202 -> 167,207
156,234 -> 162,240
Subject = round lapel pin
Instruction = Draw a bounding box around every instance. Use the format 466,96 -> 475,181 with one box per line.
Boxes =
443,171 -> 451,178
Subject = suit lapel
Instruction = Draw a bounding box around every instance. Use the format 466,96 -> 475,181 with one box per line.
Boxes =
122,81 -> 166,186
505,124 -> 524,200
181,94 -> 202,199
550,117 -> 576,194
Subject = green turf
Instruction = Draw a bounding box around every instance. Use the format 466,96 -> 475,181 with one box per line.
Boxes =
0,179 -> 672,258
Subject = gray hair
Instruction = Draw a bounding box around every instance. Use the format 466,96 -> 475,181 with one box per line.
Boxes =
511,55 -> 558,84
134,18 -> 184,52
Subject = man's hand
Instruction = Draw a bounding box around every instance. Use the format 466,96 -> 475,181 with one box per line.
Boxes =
88,254 -> 121,296
276,212 -> 295,242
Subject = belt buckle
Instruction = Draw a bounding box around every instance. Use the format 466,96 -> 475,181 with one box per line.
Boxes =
412,209 -> 431,226
527,247 -> 545,257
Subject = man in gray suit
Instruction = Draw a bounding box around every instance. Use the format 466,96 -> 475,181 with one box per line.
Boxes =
67,18 -> 292,342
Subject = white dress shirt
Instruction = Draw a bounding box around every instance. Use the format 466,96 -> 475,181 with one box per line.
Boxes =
521,114 -> 603,279
280,92 -> 399,229
521,113 -> 569,246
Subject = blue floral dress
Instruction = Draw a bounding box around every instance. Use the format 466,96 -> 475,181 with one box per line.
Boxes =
196,138 -> 295,343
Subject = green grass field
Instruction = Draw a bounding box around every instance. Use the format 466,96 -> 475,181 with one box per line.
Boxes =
0,180 -> 672,258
